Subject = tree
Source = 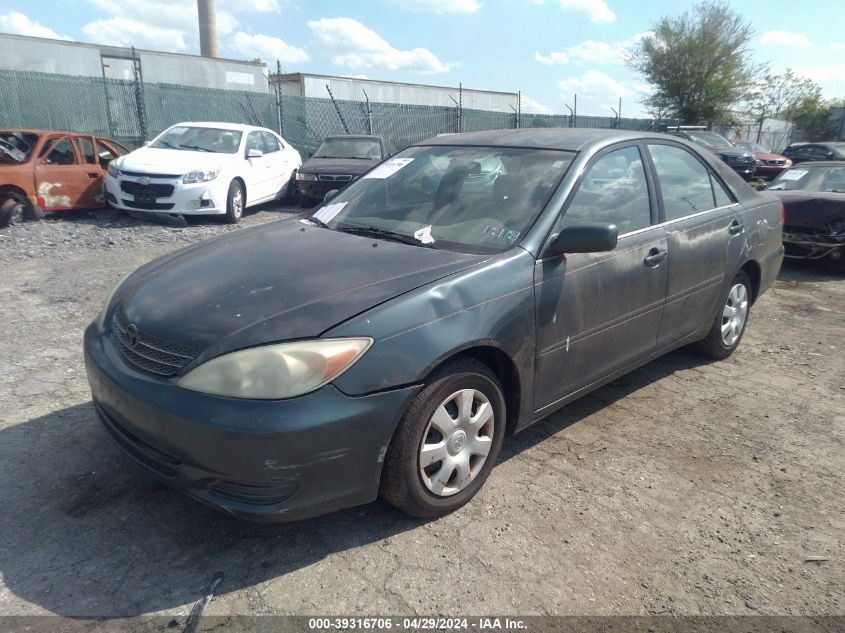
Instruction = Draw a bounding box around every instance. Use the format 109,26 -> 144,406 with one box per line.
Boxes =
745,69 -> 822,122
791,97 -> 843,141
628,1 -> 759,124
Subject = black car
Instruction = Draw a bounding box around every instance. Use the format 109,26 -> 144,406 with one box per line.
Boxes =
781,142 -> 845,164
85,129 -> 784,522
767,161 -> 845,263
667,128 -> 756,180
296,135 -> 386,206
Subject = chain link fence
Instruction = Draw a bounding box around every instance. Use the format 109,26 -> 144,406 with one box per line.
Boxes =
2,68 -> 669,158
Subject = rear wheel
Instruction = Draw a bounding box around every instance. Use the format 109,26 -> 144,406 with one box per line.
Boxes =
693,270 -> 751,359
224,180 -> 244,224
380,358 -> 506,518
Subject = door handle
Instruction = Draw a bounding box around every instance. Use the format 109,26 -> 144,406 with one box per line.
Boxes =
644,248 -> 667,267
87,172 -> 99,178
728,220 -> 744,235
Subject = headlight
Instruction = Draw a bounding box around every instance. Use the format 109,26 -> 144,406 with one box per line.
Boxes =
107,160 -> 120,178
96,271 -> 132,332
296,171 -> 317,181
183,167 -> 220,184
177,338 -> 373,399
784,159 -> 793,168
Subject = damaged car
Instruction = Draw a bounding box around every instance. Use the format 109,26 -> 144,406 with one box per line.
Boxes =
85,129 -> 783,522
0,129 -> 128,227
768,161 -> 845,264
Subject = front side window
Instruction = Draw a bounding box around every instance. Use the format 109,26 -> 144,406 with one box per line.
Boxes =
262,132 -> 280,154
648,144 -> 719,220
560,145 -> 651,234
245,131 -> 264,154
150,126 -> 243,154
309,145 -> 573,254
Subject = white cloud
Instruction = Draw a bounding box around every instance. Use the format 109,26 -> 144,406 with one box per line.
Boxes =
795,62 -> 845,97
520,94 -> 553,114
0,11 -> 71,40
559,70 -> 631,113
830,42 -> 845,51
307,17 -> 450,73
386,0 -> 481,13
534,0 -> 615,23
230,31 -> 309,64
761,30 -> 811,48
220,0 -> 281,11
82,17 -> 188,51
535,31 -> 652,66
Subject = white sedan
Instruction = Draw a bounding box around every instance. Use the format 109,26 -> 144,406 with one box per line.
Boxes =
105,122 -> 301,223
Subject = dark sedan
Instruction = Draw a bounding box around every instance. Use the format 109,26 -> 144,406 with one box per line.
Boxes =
296,135 -> 386,207
84,129 -> 784,521
667,128 -> 757,180
782,142 -> 845,164
768,161 -> 845,263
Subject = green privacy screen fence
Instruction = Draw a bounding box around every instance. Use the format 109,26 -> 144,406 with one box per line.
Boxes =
0,69 -> 662,157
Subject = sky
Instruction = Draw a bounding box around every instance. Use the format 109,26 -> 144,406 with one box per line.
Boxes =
1,0 -> 843,118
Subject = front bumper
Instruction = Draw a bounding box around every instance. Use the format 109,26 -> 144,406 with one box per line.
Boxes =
783,231 -> 845,260
755,164 -> 788,180
83,324 -> 418,521
297,178 -> 355,200
105,173 -> 228,215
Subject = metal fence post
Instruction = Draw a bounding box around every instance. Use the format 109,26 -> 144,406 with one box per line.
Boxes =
363,89 -> 372,135
275,60 -> 284,137
325,83 -> 350,133
131,47 -> 147,142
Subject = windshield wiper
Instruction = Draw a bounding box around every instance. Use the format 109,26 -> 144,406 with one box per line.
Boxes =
337,225 -> 435,248
179,144 -> 213,152
155,140 -> 180,150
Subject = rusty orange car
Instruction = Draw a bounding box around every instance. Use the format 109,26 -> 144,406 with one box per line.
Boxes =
1,129 -> 129,226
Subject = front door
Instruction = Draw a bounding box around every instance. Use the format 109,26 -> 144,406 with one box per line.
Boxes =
244,131 -> 271,202
533,144 -> 668,411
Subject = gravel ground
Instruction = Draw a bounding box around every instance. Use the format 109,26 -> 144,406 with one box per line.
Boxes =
0,206 -> 842,619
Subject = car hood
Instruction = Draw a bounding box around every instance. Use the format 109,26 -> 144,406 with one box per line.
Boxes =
117,218 -> 488,363
772,190 -> 845,229
755,152 -> 787,161
299,157 -> 378,176
712,147 -> 752,157
118,147 -> 230,175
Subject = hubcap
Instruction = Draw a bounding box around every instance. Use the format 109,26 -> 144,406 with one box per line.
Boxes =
419,388 -> 495,497
2,199 -> 24,225
720,283 -> 749,346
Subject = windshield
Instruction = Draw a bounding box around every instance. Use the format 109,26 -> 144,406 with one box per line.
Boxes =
0,131 -> 37,163
687,132 -> 734,148
314,138 -> 383,160
736,142 -> 770,153
769,166 -> 845,192
307,145 -> 573,254
150,126 -> 243,154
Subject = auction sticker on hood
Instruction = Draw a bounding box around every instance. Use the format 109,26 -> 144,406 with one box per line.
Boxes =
312,202 -> 347,224
363,158 -> 414,179
780,169 -> 808,181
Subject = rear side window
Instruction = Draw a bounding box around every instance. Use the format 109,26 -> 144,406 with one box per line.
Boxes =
560,145 -> 651,233
711,175 -> 733,207
77,138 -> 96,164
647,144 -> 718,220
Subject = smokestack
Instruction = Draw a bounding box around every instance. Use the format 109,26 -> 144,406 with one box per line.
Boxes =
197,0 -> 218,58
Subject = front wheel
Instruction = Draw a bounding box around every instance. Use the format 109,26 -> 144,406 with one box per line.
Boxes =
693,270 -> 752,359
380,358 -> 506,518
224,180 -> 244,224
0,193 -> 41,227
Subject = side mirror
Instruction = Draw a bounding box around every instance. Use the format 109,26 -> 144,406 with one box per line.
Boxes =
323,189 -> 340,203
247,148 -> 263,159
754,182 -> 768,191
547,222 -> 618,256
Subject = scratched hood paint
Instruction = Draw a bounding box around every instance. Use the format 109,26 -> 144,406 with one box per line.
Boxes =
117,218 -> 487,361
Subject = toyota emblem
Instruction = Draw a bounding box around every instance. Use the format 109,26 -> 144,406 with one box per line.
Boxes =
126,323 -> 139,348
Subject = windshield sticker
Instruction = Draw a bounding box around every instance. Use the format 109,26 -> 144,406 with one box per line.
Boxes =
312,202 -> 347,224
483,225 -> 521,242
780,169 -> 808,181
363,158 -> 415,179
413,224 -> 435,244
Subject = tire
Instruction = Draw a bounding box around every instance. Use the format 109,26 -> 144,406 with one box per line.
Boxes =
298,192 -> 313,208
0,193 -> 40,227
693,270 -> 752,360
380,358 -> 507,518
224,180 -> 244,224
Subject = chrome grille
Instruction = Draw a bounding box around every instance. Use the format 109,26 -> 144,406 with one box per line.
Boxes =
111,310 -> 199,377
765,159 -> 786,166
316,174 -> 353,182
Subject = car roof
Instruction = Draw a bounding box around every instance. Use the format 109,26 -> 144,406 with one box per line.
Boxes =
0,128 -> 114,139
170,122 -> 273,133
418,128 -> 695,152
323,134 -> 383,141
783,160 -> 845,168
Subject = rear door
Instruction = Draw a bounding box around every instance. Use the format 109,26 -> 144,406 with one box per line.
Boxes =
261,131 -> 287,198
533,144 -> 668,410
644,142 -> 745,348
33,136 -> 94,210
